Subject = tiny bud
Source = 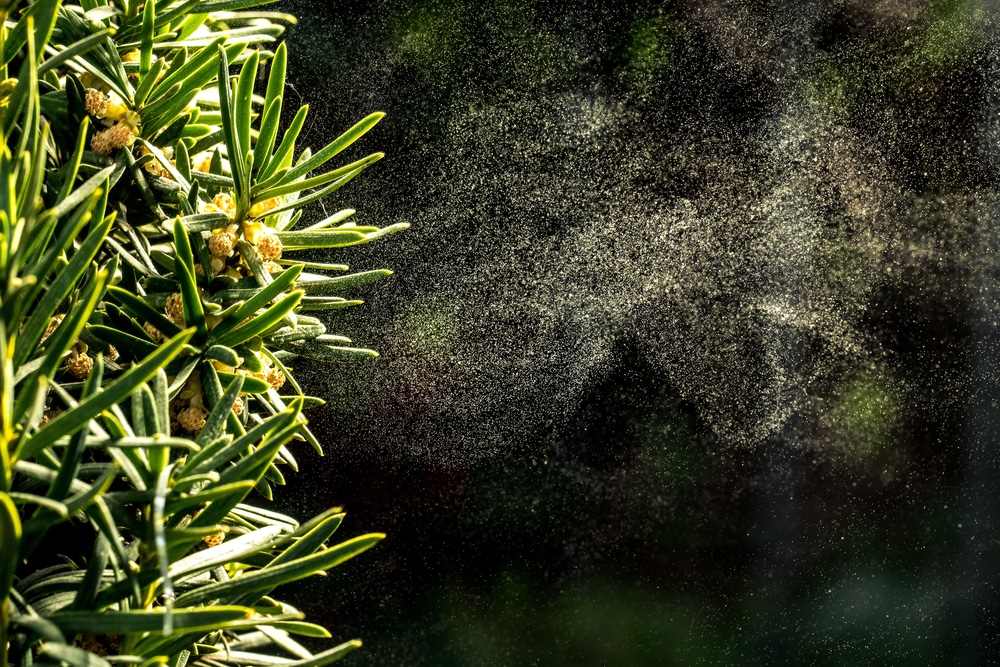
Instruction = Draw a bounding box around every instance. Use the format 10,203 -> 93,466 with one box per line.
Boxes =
66,352 -> 94,379
256,233 -> 283,261
177,405 -> 207,433
165,292 -> 185,325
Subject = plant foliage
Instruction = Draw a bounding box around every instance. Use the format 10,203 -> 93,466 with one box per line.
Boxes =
0,1 -> 406,664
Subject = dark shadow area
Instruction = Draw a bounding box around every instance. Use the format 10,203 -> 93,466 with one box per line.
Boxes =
268,0 -> 1000,663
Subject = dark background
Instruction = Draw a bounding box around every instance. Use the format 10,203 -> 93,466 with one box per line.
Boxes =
268,1 -> 1000,664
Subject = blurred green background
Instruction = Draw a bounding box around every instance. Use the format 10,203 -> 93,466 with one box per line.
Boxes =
270,0 -> 1000,664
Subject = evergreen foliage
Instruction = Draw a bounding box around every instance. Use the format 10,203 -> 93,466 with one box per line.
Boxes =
0,1 -> 405,664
